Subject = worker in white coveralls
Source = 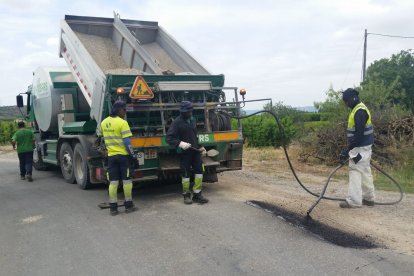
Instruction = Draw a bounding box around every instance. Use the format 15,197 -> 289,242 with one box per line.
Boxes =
339,88 -> 375,208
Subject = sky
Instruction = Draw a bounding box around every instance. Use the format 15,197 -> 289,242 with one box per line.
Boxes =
0,0 -> 413,109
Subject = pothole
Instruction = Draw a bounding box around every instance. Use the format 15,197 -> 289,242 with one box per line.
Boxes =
247,200 -> 380,249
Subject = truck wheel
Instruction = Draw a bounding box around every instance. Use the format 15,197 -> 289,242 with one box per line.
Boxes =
73,143 -> 91,189
33,148 -> 50,171
59,142 -> 76,184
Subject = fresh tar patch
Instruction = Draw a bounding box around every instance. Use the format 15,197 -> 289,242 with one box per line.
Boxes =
246,200 -> 380,249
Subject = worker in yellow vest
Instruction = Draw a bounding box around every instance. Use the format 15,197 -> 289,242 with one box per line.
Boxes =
101,101 -> 138,215
339,88 -> 375,208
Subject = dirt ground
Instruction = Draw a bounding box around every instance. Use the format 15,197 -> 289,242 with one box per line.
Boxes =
1,145 -> 413,255
219,147 -> 414,256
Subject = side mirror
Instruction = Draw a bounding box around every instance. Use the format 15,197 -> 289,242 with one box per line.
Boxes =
16,95 -> 24,107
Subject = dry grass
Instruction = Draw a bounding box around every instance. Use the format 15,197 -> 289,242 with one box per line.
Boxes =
242,145 -> 348,183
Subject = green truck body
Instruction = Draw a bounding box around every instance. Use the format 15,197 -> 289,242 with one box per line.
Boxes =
19,14 -> 245,189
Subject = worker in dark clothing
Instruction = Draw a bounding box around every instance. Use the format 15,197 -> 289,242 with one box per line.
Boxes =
166,101 -> 208,205
11,121 -> 35,182
339,88 -> 375,208
101,101 -> 138,215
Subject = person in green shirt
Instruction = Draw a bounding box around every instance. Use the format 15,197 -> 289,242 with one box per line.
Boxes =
11,121 -> 35,182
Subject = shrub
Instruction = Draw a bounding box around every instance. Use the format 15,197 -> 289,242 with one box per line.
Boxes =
0,121 -> 18,145
241,115 -> 296,147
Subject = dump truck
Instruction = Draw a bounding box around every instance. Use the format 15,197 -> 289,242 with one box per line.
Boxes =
17,14 -> 247,189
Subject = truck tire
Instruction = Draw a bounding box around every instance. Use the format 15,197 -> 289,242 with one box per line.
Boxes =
73,143 -> 91,189
33,148 -> 50,171
59,142 -> 76,184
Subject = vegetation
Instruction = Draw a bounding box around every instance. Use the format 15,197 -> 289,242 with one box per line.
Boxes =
239,49 -> 414,193
0,121 -> 18,145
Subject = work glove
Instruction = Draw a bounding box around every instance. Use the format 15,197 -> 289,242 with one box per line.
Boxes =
352,153 -> 362,164
339,149 -> 349,165
178,141 -> 191,150
199,147 -> 207,157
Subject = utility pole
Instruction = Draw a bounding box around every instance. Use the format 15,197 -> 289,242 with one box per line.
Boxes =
362,29 -> 368,83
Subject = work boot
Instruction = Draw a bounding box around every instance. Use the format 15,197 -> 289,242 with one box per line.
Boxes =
124,201 -> 138,214
183,192 -> 192,205
26,175 -> 33,182
339,201 -> 361,208
339,201 -> 352,208
109,203 -> 118,216
20,176 -> 25,180
362,199 -> 375,207
192,192 -> 208,204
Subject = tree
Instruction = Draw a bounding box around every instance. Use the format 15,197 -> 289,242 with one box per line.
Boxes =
263,101 -> 303,122
364,49 -> 414,112
314,86 -> 348,121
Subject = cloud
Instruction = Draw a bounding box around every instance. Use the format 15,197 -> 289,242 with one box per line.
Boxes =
1,0 -> 414,108
15,51 -> 63,68
46,37 -> 59,47
0,0 -> 55,11
24,41 -> 42,50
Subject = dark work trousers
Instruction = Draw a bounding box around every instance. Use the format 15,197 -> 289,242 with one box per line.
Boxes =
107,155 -> 131,182
18,152 -> 33,177
180,151 -> 203,178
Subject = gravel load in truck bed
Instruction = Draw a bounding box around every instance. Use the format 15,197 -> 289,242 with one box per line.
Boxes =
142,42 -> 184,73
74,32 -> 142,75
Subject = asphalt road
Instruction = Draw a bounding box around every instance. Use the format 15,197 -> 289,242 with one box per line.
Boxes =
1,156 -> 413,276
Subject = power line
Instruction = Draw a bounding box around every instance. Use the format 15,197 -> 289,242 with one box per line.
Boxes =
368,32 -> 414,39
361,30 -> 414,83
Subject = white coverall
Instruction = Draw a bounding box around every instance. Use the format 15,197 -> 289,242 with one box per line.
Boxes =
346,145 -> 375,207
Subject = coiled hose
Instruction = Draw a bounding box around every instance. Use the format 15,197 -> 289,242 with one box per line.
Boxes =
226,110 -> 404,214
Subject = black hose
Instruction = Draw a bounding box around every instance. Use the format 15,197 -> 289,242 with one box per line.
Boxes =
226,110 -> 404,206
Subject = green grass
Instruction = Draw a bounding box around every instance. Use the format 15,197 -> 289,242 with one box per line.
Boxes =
303,121 -> 330,129
374,166 -> 414,193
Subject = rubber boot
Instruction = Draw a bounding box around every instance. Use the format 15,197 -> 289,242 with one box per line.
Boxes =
109,203 -> 118,216
183,192 -> 192,205
192,192 -> 208,204
124,201 -> 138,213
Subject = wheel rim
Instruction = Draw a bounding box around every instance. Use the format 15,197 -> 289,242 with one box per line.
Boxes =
62,151 -> 73,174
33,149 -> 39,163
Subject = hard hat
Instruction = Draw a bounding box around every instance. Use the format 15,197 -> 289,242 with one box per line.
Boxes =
180,101 -> 193,112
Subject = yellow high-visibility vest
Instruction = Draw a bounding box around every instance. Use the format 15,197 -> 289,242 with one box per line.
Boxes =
101,116 -> 132,156
347,102 -> 374,146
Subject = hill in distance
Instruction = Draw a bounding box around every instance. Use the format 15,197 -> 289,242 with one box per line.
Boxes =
0,106 -> 26,119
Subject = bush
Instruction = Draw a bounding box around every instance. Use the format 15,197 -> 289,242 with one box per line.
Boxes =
303,121 -> 330,130
241,115 -> 296,147
0,121 -> 18,145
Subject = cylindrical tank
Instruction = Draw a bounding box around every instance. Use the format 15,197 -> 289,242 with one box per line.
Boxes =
31,67 -> 77,133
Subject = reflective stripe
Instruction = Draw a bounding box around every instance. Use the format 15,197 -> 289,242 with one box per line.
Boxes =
364,129 -> 373,135
347,124 -> 373,137
347,102 -> 374,146
105,142 -> 124,147
104,135 -> 123,140
105,138 -> 123,142
101,116 -> 132,156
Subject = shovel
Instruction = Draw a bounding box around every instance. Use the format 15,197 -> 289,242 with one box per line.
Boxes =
190,147 -> 219,157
